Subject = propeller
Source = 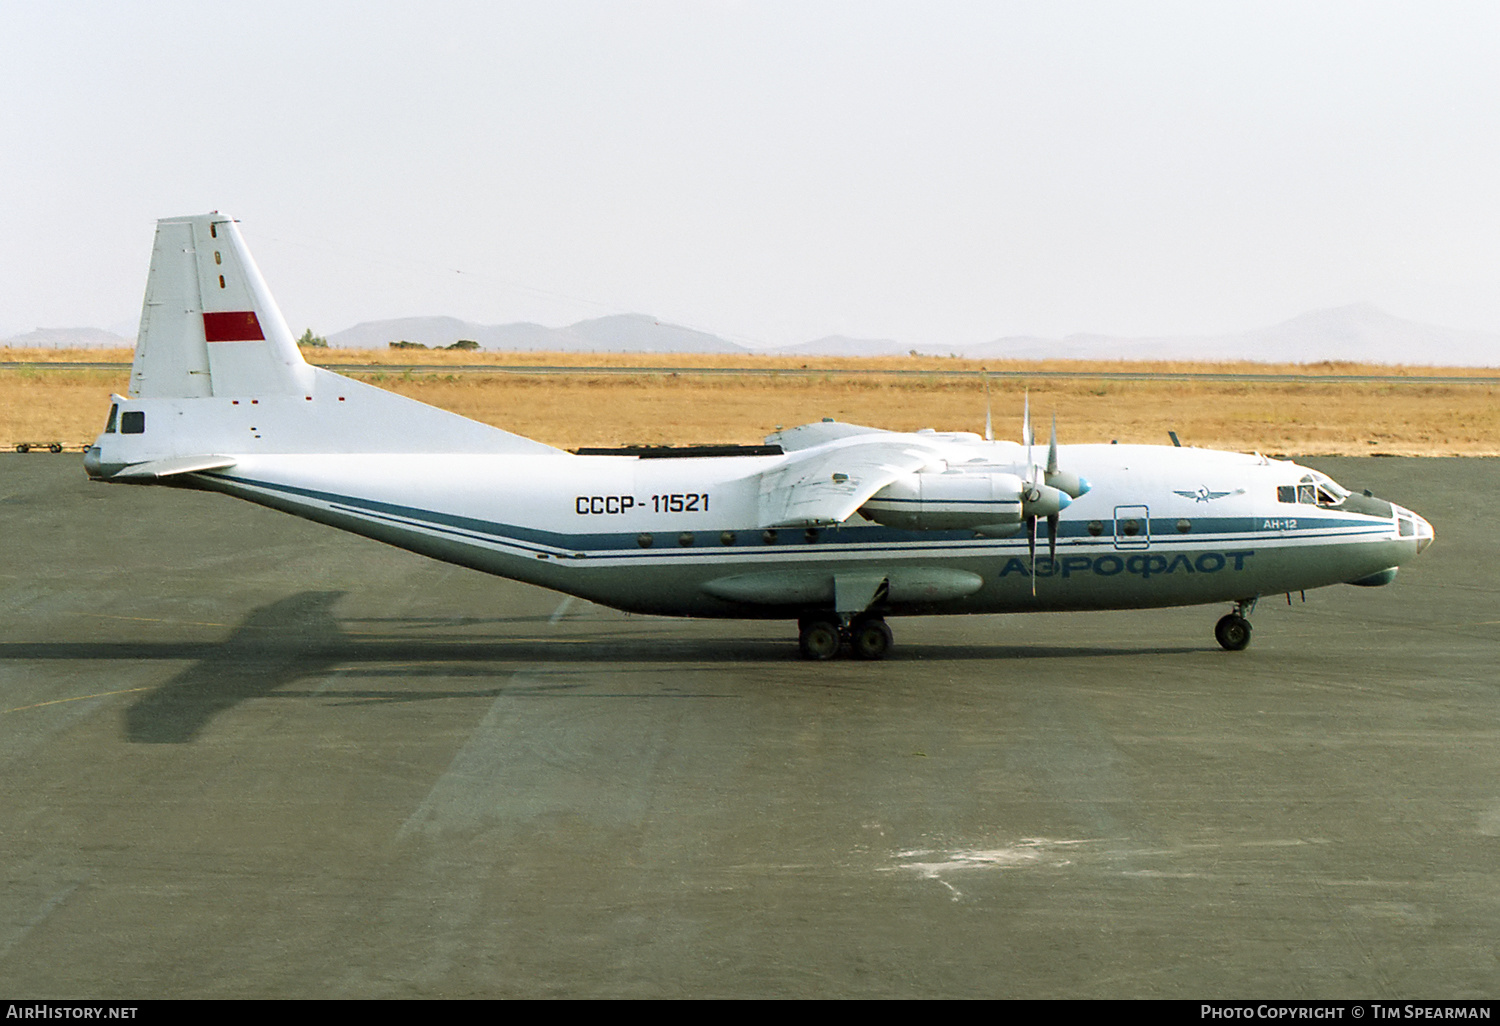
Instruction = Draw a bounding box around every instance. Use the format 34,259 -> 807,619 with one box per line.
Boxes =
1022,393 -> 1041,594
1018,400 -> 1091,596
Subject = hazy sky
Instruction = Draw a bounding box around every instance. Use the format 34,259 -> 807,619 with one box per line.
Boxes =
5,1 -> 1500,348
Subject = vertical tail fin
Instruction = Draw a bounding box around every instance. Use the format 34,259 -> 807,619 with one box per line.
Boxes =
98,211 -> 562,461
131,213 -> 313,398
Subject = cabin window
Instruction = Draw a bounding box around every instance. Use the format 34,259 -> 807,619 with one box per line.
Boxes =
121,410 -> 145,434
1277,485 -> 1296,503
104,404 -> 119,434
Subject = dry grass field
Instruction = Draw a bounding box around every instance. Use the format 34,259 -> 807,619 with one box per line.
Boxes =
4,347 -> 1497,455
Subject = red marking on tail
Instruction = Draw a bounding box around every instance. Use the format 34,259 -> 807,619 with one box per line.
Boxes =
203,311 -> 265,342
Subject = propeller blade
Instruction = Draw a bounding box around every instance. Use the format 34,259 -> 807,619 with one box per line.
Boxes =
1023,391 -> 1032,472
1040,410 -> 1090,498
983,370 -> 992,442
1047,513 -> 1059,561
1027,515 -> 1038,596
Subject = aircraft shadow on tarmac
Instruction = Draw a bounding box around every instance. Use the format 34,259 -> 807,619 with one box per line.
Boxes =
122,590 -> 349,744
8,591 -> 1203,743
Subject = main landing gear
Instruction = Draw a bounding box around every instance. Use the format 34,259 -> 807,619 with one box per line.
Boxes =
1214,598 -> 1257,651
798,615 -> 893,661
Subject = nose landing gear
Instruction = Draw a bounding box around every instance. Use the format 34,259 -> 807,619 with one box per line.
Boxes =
1214,597 -> 1257,651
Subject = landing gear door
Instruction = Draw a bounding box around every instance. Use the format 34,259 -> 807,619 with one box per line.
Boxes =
1113,505 -> 1150,550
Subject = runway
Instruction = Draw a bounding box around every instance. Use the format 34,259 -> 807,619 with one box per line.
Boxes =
1,454 -> 1496,997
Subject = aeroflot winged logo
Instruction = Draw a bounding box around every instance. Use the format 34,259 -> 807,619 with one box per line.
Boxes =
1174,486 -> 1239,503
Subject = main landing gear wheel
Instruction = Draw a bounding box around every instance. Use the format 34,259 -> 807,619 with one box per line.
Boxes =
850,617 -> 893,661
798,618 -> 842,661
1214,613 -> 1252,651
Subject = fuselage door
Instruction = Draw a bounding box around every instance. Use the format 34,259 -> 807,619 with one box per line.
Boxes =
1113,505 -> 1150,550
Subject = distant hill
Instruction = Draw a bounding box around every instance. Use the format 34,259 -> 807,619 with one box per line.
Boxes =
328,313 -> 750,354
769,305 -> 1499,366
770,335 -> 915,358
963,304 -> 1500,366
11,304 -> 1498,365
2,327 -> 135,349
566,314 -> 748,354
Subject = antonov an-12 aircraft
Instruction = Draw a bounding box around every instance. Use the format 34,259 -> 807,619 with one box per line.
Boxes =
85,213 -> 1434,659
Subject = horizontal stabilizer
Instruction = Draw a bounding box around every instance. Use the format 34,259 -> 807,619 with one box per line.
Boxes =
109,455 -> 238,480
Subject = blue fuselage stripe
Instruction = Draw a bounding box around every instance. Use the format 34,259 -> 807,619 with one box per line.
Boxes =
214,472 -> 1393,560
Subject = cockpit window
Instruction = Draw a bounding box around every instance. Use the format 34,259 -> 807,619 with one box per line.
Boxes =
121,410 -> 145,434
1285,472 -> 1350,507
104,404 -> 119,434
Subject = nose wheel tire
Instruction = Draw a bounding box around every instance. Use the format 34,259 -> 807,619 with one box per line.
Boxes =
798,618 -> 843,660
1214,613 -> 1252,651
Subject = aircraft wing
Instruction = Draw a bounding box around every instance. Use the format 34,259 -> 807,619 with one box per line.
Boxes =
757,433 -> 944,528
766,420 -> 887,451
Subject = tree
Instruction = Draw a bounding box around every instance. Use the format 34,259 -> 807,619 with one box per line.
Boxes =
297,328 -> 328,348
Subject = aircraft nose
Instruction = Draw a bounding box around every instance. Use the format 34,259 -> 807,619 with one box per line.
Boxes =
1413,512 -> 1435,554
1392,503 -> 1435,554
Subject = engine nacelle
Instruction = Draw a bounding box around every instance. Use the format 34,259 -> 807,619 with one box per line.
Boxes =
1021,481 -> 1071,518
861,471 -> 1027,532
1044,469 -> 1090,499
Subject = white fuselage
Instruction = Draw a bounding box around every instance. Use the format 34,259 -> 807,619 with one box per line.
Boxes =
172,442 -> 1430,620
